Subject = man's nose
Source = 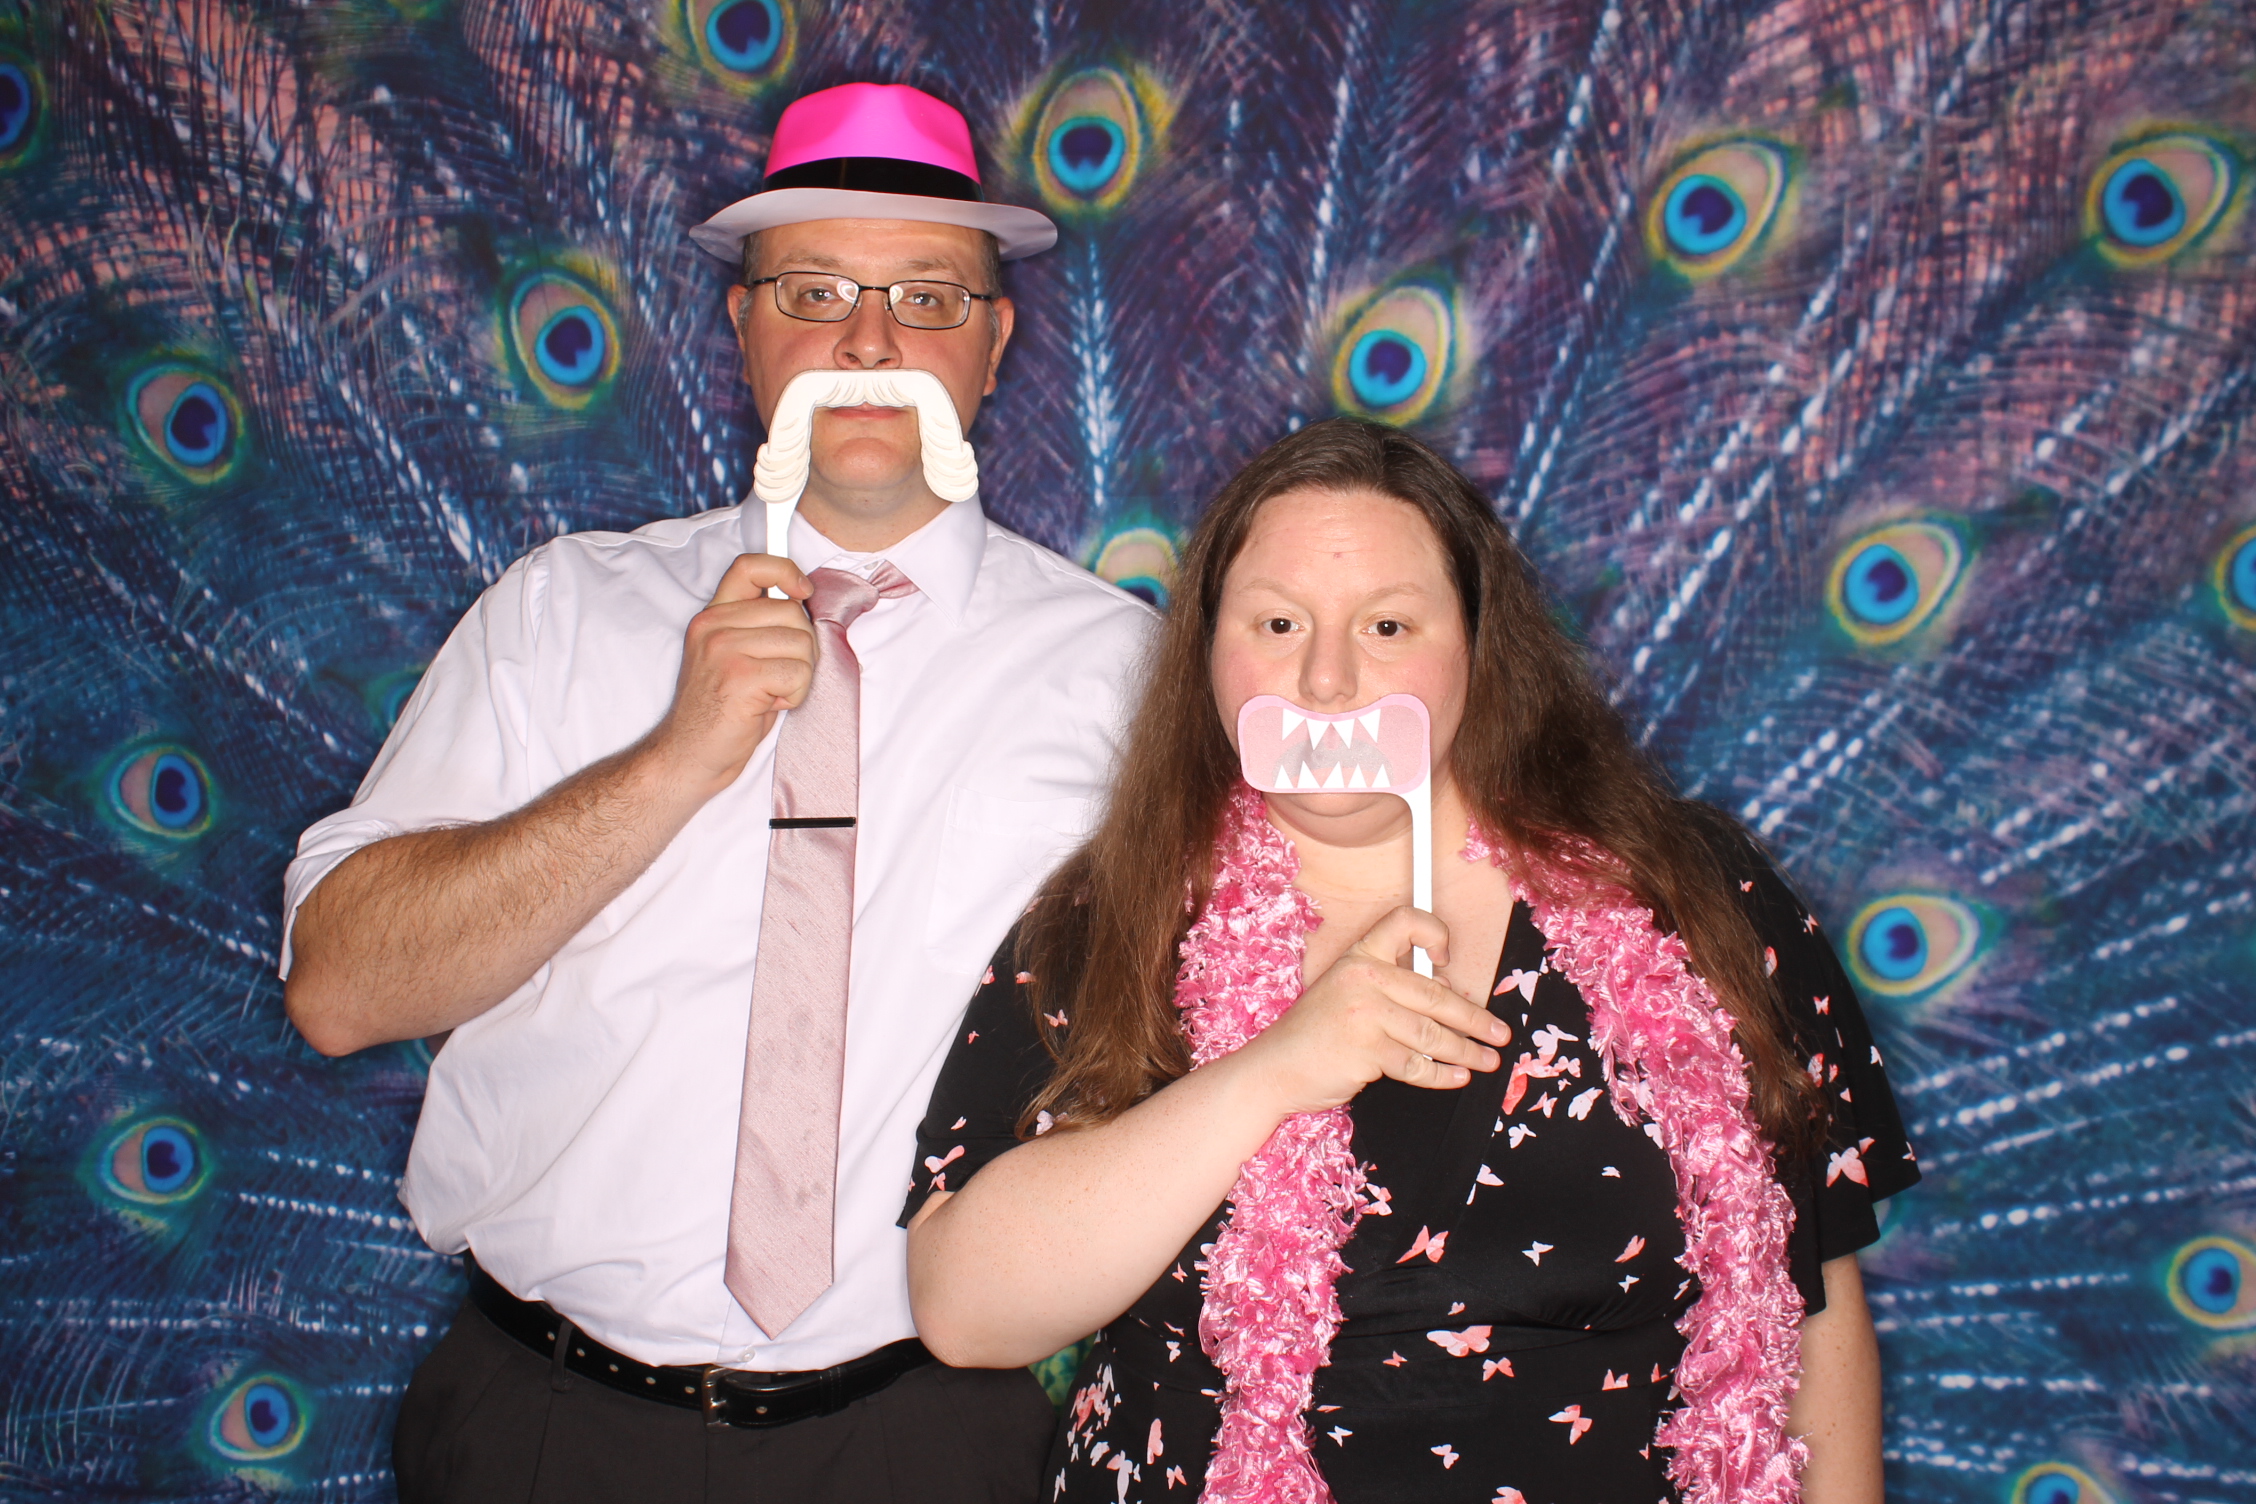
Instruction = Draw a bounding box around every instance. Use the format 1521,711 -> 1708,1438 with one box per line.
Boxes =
832,291 -> 902,369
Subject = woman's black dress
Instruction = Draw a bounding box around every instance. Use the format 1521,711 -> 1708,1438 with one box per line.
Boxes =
902,853 -> 1918,1504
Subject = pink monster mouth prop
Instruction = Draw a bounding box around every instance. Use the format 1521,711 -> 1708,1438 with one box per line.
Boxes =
1236,693 -> 1436,976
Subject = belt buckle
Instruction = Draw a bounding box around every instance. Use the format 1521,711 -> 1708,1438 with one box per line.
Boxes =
699,1367 -> 732,1430
704,1367 -> 797,1429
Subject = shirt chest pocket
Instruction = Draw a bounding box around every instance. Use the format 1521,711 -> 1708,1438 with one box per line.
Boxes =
923,787 -> 1093,979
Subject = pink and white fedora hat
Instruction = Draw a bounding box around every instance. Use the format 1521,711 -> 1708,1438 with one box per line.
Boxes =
690,83 -> 1057,263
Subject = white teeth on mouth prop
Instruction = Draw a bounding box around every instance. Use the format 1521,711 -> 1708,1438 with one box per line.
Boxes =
1236,693 -> 1436,976
750,368 -> 978,590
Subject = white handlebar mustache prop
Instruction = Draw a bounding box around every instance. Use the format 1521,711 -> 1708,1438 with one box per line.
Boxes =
751,368 -> 980,595
1236,693 -> 1437,977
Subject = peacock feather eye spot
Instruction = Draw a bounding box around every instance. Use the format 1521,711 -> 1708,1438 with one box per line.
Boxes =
0,61 -> 32,151
99,1116 -> 210,1205
166,384 -> 229,464
1845,894 -> 1982,1000
705,0 -> 781,72
537,307 -> 605,385
139,1126 -> 193,1191
1090,525 -> 1179,609
1330,284 -> 1457,425
127,366 -> 243,483
1842,543 -> 1915,624
1347,331 -> 1429,410
2012,1464 -> 2115,1504
107,744 -> 215,838
209,1373 -> 309,1462
1646,141 -> 1789,279
2212,524 -> 2256,630
380,673 -> 423,729
2104,159 -> 2182,244
508,273 -> 621,409
1049,117 -> 1126,196
1664,176 -> 1747,257
2085,134 -> 2238,267
1860,906 -> 1926,978
1029,67 -> 1150,212
682,0 -> 789,82
1824,520 -> 1965,646
2167,1236 -> 2256,1329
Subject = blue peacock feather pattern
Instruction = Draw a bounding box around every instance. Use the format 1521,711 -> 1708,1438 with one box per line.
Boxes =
2,0 -> 2251,1498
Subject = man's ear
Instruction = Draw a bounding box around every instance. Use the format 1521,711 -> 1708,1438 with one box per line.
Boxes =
982,296 -> 1016,398
725,284 -> 758,382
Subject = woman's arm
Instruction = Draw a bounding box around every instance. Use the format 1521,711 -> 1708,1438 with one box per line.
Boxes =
908,1040 -> 1288,1367
1789,1254 -> 1885,1504
907,906 -> 1507,1367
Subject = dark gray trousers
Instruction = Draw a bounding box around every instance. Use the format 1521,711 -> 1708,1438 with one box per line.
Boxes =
394,1304 -> 1057,1504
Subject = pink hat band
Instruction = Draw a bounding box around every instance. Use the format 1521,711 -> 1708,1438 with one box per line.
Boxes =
690,83 -> 1057,264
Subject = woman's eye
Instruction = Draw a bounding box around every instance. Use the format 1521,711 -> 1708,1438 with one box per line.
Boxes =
1264,617 -> 1295,635
1372,619 -> 1403,637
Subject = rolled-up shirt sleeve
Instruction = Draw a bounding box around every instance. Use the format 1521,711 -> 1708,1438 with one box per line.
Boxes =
279,552 -> 548,976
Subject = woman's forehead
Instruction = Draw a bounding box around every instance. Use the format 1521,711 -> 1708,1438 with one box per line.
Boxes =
1228,487 -> 1450,589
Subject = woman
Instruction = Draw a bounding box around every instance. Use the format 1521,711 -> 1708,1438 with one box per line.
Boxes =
903,419 -> 1915,1504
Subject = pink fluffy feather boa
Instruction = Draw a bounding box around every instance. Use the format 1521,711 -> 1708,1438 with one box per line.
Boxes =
1176,784 -> 1805,1504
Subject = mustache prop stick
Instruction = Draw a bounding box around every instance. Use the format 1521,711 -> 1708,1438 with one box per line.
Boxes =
1236,693 -> 1437,977
751,368 -> 980,595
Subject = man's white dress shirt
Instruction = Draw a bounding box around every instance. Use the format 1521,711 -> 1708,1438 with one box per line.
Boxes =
281,497 -> 1152,1370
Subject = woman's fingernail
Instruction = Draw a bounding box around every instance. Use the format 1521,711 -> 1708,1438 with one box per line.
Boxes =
1489,1019 -> 1510,1042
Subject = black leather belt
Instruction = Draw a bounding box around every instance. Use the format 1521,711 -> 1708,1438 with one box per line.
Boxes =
464,1255 -> 933,1428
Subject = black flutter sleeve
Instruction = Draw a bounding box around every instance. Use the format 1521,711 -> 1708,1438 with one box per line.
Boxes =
899,920 -> 1063,1227
1730,845 -> 1922,1314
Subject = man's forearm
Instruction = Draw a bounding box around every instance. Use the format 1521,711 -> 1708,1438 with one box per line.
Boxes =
284,739 -> 707,1055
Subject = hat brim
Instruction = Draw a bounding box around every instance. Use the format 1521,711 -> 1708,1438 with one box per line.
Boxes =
689,188 -> 1058,264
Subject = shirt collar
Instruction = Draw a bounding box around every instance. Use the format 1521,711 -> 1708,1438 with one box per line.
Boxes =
737,496 -> 986,625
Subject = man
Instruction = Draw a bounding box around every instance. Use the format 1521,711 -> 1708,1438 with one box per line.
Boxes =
282,83 -> 1151,1502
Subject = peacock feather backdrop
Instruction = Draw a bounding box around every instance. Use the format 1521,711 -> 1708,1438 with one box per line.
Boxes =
2,0 -> 2252,1497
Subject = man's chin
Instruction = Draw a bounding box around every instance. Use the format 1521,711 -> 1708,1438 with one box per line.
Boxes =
806,440 -> 929,500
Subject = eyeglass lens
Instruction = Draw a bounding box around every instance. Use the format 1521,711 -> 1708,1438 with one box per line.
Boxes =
772,272 -> 972,330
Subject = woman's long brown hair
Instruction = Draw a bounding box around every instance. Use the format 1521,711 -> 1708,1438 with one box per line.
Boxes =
1022,417 -> 1821,1156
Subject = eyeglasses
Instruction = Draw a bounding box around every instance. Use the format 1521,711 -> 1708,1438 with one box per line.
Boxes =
747,271 -> 997,331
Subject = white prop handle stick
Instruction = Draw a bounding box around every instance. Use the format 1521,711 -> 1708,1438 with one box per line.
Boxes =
1234,693 -> 1437,977
1409,781 -> 1432,977
749,368 -> 980,596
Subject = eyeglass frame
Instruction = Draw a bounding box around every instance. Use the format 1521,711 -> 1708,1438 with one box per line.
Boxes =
744,270 -> 1000,331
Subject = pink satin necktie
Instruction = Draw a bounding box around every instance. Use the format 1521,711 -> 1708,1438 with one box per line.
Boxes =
726,560 -> 917,1339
